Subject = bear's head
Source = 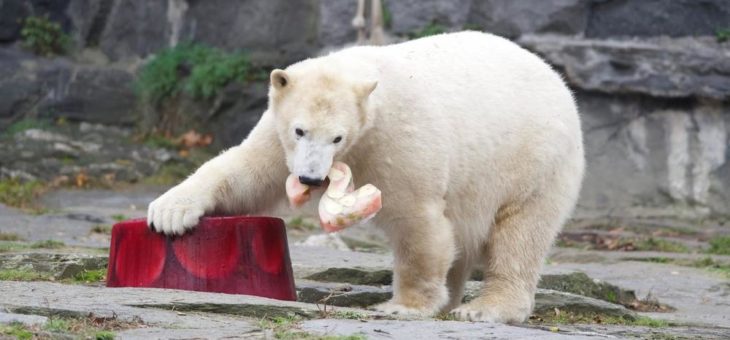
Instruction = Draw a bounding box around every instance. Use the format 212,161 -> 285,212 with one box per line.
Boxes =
268,68 -> 377,186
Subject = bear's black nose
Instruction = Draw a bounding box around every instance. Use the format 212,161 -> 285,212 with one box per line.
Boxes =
299,176 -> 324,186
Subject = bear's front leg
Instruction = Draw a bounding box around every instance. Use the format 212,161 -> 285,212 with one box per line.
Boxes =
148,112 -> 288,235
374,207 -> 456,317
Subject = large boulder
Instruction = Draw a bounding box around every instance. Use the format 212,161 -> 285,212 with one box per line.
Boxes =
0,47 -> 138,126
99,0 -> 319,66
518,35 -> 730,100
98,0 -> 169,61
467,0 -> 587,38
387,0 -> 472,35
586,0 -> 730,38
575,91 -> 730,219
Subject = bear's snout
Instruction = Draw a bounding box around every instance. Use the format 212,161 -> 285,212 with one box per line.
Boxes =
299,176 -> 324,186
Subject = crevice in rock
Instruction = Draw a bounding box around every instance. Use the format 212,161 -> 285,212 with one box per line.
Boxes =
85,0 -> 115,47
129,303 -> 315,319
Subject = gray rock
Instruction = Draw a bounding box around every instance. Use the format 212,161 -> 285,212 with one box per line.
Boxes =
318,0 -> 358,47
533,289 -> 636,320
461,282 -> 637,320
181,0 -> 319,66
571,90 -> 730,219
542,261 -> 730,328
0,0 -> 31,42
0,311 -> 48,327
288,245 -> 393,279
98,0 -> 169,61
297,281 -> 391,308
38,66 -> 138,125
147,80 -> 269,149
518,35 -> 730,100
538,272 -> 638,307
586,0 -> 730,38
467,0 -> 587,38
0,252 -> 108,280
387,0 -> 472,35
0,123 -> 179,183
300,319 -> 596,340
304,267 -> 392,286
0,48 -> 138,126
99,0 -> 320,65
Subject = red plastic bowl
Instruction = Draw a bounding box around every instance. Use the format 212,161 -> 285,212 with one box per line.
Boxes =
106,216 -> 296,301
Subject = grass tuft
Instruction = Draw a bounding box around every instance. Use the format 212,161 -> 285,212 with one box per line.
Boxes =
74,269 -> 106,283
0,232 -> 23,241
30,240 -> 65,249
409,22 -> 447,39
136,43 -> 251,104
0,322 -> 33,340
0,268 -> 50,281
717,28 -> 730,43
0,179 -> 45,208
707,236 -> 730,255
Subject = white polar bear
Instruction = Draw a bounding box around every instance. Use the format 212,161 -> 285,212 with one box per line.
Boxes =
147,31 -> 585,323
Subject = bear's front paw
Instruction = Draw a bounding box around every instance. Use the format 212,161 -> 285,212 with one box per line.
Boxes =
450,301 -> 529,323
371,301 -> 432,319
147,186 -> 213,236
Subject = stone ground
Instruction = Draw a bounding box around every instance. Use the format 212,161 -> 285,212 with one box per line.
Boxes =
1,188 -> 730,339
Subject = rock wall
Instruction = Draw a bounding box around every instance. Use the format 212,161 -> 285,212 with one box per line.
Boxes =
0,0 -> 728,221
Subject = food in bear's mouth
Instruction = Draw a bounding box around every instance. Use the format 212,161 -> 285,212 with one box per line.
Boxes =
285,161 -> 382,232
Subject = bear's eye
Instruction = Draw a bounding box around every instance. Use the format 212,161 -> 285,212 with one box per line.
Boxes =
333,136 -> 342,144
295,128 -> 304,137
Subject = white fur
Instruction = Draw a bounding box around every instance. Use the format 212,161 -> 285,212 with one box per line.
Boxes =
147,31 -> 585,323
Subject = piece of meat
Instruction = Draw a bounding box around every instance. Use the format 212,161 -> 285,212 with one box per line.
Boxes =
285,161 -> 382,232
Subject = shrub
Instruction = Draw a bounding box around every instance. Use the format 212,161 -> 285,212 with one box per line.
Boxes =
136,43 -> 251,104
20,15 -> 71,56
409,22 -> 447,39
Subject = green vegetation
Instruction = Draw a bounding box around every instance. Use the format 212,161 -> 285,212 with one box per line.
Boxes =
143,149 -> 212,185
2,118 -> 52,136
0,241 -> 30,253
95,331 -> 116,340
2,315 -> 134,338
0,232 -> 23,241
110,214 -> 128,222
91,225 -> 112,234
382,0 -> 392,28
331,311 -> 367,320
557,235 -> 691,253
0,322 -> 32,340
143,134 -> 180,150
717,28 -> 730,43
74,269 -> 106,283
287,216 -> 317,231
633,238 -> 689,253
0,178 -> 44,208
0,240 -> 67,253
136,43 -> 252,104
31,239 -> 65,249
258,315 -> 365,340
409,22 -> 447,39
21,15 -> 71,56
707,236 -> 730,255
530,310 -> 668,328
627,256 -> 730,279
0,268 -> 50,281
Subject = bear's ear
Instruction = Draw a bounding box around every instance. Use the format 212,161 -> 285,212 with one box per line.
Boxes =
355,80 -> 378,101
270,69 -> 290,90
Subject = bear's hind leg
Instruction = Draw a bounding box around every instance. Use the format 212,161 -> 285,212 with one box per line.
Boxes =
440,255 -> 472,314
451,194 -> 568,323
373,208 -> 456,316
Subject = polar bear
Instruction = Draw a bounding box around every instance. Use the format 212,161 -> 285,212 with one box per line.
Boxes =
147,31 -> 585,323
